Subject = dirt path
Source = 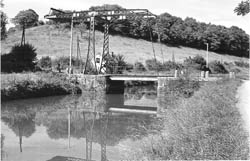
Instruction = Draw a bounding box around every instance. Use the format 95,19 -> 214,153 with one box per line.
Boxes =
237,80 -> 250,146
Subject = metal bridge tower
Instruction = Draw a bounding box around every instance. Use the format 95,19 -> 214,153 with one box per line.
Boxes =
99,23 -> 110,74
44,8 -> 157,75
84,16 -> 98,74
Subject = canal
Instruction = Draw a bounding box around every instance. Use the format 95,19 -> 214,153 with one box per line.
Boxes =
1,85 -> 163,161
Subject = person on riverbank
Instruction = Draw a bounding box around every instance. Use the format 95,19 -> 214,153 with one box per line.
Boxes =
57,63 -> 61,73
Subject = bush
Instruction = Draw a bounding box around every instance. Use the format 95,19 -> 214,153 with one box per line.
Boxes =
105,53 -> 127,74
134,62 -> 146,71
1,72 -> 81,101
234,61 -> 249,68
7,27 -> 17,34
53,56 -> 84,70
133,80 -> 249,160
209,61 -> 228,74
124,63 -> 133,71
230,68 -> 241,73
164,78 -> 200,98
183,55 -> 206,70
1,43 -> 37,73
162,61 -> 183,71
39,56 -> 52,69
37,20 -> 45,25
145,59 -> 163,71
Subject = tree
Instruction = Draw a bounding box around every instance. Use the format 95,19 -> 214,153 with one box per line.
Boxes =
12,9 -> 39,28
1,43 -> 37,72
12,9 -> 39,44
0,0 -> 7,40
89,4 -> 124,11
0,0 -> 4,7
39,56 -> 52,69
1,107 -> 36,152
75,21 -> 87,37
234,0 -> 250,16
0,11 -> 8,40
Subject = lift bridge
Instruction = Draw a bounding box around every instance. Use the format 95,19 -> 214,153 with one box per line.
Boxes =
44,7 -> 158,75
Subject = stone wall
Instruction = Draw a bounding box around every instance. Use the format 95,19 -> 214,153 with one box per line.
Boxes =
71,74 -> 106,91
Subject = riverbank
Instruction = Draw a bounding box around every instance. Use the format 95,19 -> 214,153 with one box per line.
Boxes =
1,72 -> 81,101
236,80 -> 250,148
130,79 -> 249,160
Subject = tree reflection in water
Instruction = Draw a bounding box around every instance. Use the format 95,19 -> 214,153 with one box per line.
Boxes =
1,106 -> 36,152
1,84 -> 161,160
124,85 -> 157,101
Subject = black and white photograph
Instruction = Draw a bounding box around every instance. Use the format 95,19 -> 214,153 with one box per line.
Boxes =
0,0 -> 249,160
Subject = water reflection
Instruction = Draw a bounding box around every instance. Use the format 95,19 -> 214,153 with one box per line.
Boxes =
1,85 -> 161,161
1,106 -> 36,153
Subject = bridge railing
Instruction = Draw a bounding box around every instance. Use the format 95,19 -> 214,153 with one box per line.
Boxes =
61,65 -> 249,80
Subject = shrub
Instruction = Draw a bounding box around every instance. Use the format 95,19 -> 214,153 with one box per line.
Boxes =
133,80 -> 249,160
7,27 -> 17,34
209,60 -> 228,74
145,59 -> 163,71
234,61 -> 249,68
230,68 -> 241,73
124,63 -> 133,71
105,53 -> 127,74
1,43 -> 37,73
37,20 -> 45,25
39,56 -> 52,69
164,78 -> 200,98
162,61 -> 183,71
183,55 -> 206,70
53,56 -> 84,70
134,62 -> 146,71
1,72 -> 81,101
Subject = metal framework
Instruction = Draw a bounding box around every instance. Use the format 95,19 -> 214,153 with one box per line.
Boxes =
82,111 -> 109,161
83,112 -> 96,160
100,113 -> 109,161
45,8 -> 157,74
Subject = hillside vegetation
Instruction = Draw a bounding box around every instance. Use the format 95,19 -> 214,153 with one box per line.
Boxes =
1,25 -> 249,65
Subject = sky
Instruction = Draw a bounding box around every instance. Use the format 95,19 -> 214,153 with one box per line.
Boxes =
1,0 -> 250,34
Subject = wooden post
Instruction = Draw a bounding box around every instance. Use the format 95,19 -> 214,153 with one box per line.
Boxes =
205,71 -> 209,78
68,107 -> 71,149
69,15 -> 74,74
174,70 -> 178,78
201,71 -> 205,78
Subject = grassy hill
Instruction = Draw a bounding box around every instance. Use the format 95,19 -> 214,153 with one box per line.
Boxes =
1,25 -> 249,64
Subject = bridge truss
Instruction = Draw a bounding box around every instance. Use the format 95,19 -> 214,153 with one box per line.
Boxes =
44,7 -> 157,74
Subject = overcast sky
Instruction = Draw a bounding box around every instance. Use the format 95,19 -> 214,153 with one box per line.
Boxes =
2,0 -> 250,34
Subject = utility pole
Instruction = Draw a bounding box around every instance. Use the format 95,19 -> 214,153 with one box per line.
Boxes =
206,43 -> 209,68
69,15 -> 74,74
68,107 -> 71,149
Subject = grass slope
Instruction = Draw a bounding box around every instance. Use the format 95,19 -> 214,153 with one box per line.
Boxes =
129,79 -> 249,160
1,25 -> 249,64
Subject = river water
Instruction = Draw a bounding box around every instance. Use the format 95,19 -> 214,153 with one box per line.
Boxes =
1,85 -> 163,161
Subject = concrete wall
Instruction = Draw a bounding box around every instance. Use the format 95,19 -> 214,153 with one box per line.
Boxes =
73,75 -> 106,91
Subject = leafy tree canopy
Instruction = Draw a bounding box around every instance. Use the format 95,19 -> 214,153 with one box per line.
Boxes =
12,9 -> 39,28
0,11 -> 8,40
89,4 -> 124,11
234,0 -> 250,16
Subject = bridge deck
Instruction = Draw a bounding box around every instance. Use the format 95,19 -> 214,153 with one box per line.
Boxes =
106,74 -> 176,81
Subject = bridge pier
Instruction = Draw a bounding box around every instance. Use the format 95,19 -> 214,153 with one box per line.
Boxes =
105,77 -> 125,94
157,77 -> 168,114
